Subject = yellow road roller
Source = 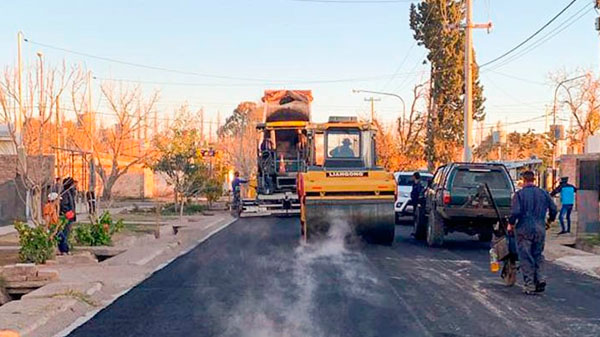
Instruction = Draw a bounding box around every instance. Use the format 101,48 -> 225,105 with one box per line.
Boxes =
297,116 -> 396,244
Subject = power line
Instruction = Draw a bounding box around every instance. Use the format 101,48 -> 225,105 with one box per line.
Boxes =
291,0 -> 411,3
484,3 -> 593,71
380,2 -> 436,92
485,69 -> 547,86
480,0 -> 579,68
23,37 -> 404,84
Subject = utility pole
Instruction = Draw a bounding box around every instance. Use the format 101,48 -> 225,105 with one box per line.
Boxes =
199,108 -> 204,144
87,71 -> 96,197
462,0 -> 491,162
17,31 -> 23,141
37,52 -> 44,120
596,0 -> 600,69
551,74 -> 586,178
426,64 -> 435,172
364,97 -> 380,123
352,89 -> 406,124
56,94 -> 61,177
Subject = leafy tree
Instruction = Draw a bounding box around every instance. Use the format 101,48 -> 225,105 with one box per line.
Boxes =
410,0 -> 485,166
151,107 -> 209,219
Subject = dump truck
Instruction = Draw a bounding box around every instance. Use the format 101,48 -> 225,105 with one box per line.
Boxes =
241,90 -> 312,216
297,116 -> 396,244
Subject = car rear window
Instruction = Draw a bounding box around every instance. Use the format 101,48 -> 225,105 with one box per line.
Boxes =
451,169 -> 511,190
397,175 -> 432,186
397,175 -> 412,186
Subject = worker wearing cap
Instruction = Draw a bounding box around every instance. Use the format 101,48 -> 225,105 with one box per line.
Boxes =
508,170 -> 557,295
551,177 -> 577,235
43,193 -> 59,228
330,138 -> 355,158
43,192 -> 61,239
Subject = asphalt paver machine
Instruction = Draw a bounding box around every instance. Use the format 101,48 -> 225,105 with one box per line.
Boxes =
241,90 -> 312,216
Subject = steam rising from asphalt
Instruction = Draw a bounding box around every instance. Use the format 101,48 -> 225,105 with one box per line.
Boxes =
223,213 -> 382,337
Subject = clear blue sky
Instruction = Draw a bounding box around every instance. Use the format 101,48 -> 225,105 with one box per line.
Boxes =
0,0 -> 597,134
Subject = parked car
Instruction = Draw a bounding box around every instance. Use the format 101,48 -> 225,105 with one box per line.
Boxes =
393,171 -> 433,224
415,163 -> 514,247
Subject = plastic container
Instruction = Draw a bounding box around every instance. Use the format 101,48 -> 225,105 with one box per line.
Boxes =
489,248 -> 500,273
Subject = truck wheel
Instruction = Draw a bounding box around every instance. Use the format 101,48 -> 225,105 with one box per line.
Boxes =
478,227 -> 493,242
427,210 -> 444,247
413,204 -> 427,240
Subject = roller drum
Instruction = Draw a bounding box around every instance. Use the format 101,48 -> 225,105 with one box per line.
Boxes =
303,198 -> 395,245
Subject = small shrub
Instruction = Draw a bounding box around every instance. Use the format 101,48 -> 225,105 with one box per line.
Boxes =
73,211 -> 124,246
584,233 -> 600,246
161,203 -> 206,215
204,179 -> 223,207
15,219 -> 64,264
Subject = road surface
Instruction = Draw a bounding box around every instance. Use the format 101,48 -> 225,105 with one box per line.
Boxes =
69,217 -> 600,337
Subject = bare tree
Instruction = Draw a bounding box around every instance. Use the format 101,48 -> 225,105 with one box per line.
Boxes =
552,70 -> 600,153
374,82 -> 428,171
71,82 -> 159,201
0,61 -> 72,224
217,102 -> 262,181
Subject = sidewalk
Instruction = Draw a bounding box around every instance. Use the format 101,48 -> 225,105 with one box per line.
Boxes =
0,212 -> 235,337
546,220 -> 600,279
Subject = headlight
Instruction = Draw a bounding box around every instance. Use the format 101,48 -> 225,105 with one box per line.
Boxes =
396,202 -> 402,208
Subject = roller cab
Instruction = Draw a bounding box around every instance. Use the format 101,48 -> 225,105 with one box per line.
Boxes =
298,117 -> 396,244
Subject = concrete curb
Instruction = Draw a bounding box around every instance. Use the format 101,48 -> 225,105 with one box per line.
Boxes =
546,242 -> 600,279
0,226 -> 16,237
50,216 -> 237,337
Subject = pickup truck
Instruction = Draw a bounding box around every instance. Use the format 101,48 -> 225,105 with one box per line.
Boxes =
415,163 -> 514,247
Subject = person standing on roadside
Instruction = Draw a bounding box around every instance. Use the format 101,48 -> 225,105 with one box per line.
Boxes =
58,177 -> 76,255
508,171 -> 557,295
410,172 -> 427,236
410,172 -> 424,213
43,192 -> 61,239
551,177 -> 577,235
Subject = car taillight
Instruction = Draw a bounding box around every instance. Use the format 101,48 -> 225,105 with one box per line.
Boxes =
443,191 -> 451,205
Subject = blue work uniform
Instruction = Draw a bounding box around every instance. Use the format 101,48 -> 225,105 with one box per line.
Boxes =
410,180 -> 424,207
509,184 -> 557,289
551,183 -> 577,233
232,177 -> 247,192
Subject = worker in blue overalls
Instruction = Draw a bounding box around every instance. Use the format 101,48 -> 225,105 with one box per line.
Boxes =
551,177 -> 577,235
509,171 -> 557,294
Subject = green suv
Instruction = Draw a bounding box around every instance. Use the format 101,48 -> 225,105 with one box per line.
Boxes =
415,163 -> 514,247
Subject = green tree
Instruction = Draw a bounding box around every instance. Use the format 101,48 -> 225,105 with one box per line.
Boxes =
151,107 -> 209,219
217,102 -> 259,138
410,0 -> 485,167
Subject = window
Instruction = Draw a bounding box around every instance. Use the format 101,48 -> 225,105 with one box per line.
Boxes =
397,175 -> 413,186
451,169 -> 511,190
327,130 -> 360,158
431,167 -> 445,188
315,133 -> 325,166
397,175 -> 432,186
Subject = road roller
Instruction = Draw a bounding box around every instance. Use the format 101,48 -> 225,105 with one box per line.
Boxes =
297,116 -> 396,244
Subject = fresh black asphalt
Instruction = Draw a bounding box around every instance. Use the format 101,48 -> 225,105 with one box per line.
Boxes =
69,217 -> 600,337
